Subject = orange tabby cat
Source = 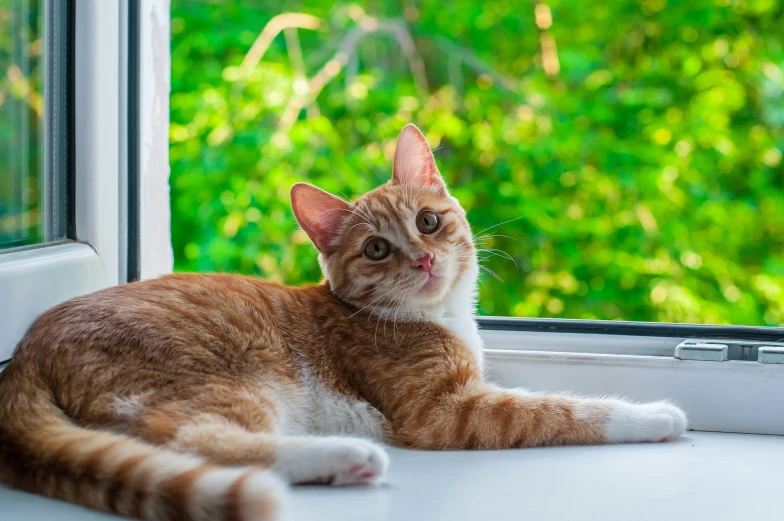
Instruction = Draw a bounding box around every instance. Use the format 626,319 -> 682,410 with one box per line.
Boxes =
0,124 -> 686,521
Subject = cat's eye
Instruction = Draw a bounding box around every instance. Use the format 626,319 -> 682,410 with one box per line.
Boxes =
363,237 -> 391,260
416,210 -> 440,234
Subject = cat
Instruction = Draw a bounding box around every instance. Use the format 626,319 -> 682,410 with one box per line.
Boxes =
0,124 -> 687,521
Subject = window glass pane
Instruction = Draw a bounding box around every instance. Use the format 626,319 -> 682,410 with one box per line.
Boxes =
0,0 -> 67,250
170,2 -> 784,326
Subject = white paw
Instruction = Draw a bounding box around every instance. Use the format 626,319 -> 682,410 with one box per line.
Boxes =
274,437 -> 389,486
604,401 -> 688,443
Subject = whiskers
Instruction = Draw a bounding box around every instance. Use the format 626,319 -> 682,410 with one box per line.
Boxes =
476,248 -> 517,269
472,215 -> 528,238
373,285 -> 412,350
343,278 -> 418,352
450,223 -> 522,288
345,279 -> 401,319
478,264 -> 504,282
363,283 -> 415,352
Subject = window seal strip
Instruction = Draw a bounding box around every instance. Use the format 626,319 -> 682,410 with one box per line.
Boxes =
477,316 -> 784,342
126,0 -> 141,282
65,0 -> 76,239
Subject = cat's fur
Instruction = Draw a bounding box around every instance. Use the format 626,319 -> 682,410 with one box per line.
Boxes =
0,124 -> 687,521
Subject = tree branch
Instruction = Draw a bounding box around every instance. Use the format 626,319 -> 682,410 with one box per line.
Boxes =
239,13 -> 321,75
284,27 -> 319,119
276,16 -> 429,134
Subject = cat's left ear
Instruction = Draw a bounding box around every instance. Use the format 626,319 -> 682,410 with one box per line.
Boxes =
392,124 -> 446,192
291,183 -> 349,254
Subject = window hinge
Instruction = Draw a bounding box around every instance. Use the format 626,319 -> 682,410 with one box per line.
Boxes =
676,339 -> 784,362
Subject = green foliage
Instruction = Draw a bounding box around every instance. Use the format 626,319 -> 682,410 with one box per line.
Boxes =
170,0 -> 784,325
0,1 -> 45,248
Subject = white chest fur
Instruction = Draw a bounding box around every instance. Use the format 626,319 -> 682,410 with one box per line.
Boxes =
434,313 -> 484,372
430,261 -> 485,373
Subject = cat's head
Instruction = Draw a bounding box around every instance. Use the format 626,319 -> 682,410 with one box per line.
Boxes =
291,124 -> 476,315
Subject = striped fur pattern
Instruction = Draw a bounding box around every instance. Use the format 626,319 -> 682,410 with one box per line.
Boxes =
0,124 -> 686,521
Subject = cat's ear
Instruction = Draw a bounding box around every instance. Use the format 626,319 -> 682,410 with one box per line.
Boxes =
291,183 -> 349,254
392,124 -> 446,192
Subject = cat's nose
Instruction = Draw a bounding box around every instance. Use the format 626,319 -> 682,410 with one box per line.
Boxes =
412,252 -> 433,273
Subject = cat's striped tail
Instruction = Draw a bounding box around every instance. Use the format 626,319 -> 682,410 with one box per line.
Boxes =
0,381 -> 286,521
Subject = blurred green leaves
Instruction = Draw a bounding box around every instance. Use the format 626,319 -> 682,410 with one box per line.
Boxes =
170,0 -> 784,325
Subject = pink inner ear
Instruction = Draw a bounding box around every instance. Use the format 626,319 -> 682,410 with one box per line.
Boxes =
291,183 -> 349,254
392,124 -> 445,189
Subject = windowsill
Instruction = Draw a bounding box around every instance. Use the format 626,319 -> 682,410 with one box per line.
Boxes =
0,242 -> 109,362
2,431 -> 782,520
484,348 -> 784,436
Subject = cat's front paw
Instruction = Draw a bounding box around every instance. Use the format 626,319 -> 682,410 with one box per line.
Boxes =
603,401 -> 687,443
326,437 -> 389,486
274,437 -> 388,486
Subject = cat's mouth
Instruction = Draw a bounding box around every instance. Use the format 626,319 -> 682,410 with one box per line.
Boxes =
419,272 -> 442,291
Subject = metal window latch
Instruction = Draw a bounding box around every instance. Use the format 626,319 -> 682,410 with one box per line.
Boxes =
758,346 -> 784,364
676,339 -> 784,363
675,341 -> 728,362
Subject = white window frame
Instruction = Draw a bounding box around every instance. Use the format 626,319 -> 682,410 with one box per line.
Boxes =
137,0 -> 174,280
0,0 -> 174,362
0,1 -> 125,361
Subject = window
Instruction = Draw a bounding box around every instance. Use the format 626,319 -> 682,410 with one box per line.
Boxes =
0,0 -> 68,250
169,2 -> 784,436
0,1 -> 128,362
169,2 -> 783,328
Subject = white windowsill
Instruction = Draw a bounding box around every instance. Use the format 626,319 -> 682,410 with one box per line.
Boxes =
0,242 -> 108,362
483,342 -> 784,436
0,431 -> 782,520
